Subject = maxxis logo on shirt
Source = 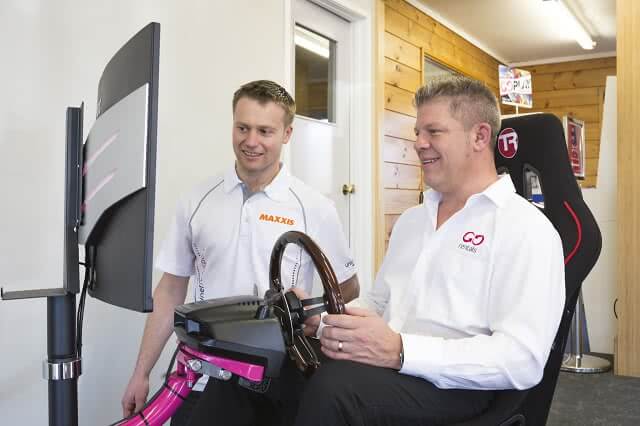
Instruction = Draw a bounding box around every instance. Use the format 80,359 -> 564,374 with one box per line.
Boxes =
259,213 -> 295,226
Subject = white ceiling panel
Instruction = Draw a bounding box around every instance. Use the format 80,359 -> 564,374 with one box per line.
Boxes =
416,0 -> 616,64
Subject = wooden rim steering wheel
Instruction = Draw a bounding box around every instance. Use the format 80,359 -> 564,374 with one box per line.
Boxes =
268,231 -> 345,374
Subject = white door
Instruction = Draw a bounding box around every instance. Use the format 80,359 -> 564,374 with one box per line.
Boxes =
290,0 -> 352,239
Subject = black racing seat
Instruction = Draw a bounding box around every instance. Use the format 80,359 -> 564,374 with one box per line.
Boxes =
454,113 -> 602,426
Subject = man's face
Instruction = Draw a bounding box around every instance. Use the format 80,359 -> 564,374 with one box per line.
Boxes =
232,97 -> 292,179
414,98 -> 474,194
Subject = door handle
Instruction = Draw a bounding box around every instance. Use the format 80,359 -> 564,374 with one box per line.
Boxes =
342,184 -> 355,195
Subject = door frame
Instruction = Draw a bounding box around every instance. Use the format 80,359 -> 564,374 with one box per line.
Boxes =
283,0 -> 374,289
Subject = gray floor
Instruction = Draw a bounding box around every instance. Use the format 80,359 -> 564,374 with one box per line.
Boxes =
547,355 -> 640,426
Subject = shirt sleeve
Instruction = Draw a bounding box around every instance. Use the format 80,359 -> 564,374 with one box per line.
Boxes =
312,204 -> 357,284
399,226 -> 566,390
348,251 -> 391,315
155,197 -> 195,277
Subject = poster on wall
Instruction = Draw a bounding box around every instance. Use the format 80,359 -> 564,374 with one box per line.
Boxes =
564,116 -> 586,180
498,65 -> 533,109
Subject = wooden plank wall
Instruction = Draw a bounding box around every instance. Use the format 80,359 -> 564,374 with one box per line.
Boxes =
502,57 -> 616,188
379,0 -> 502,250
616,0 -> 640,378
384,0 -> 501,92
376,0 -> 614,262
381,5 -> 422,250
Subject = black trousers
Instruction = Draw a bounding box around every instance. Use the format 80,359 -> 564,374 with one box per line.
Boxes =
170,390 -> 201,426
183,350 -> 306,426
293,359 -> 494,426
183,341 -> 494,426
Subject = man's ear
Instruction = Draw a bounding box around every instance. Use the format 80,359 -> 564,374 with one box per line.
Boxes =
283,125 -> 293,145
472,123 -> 492,152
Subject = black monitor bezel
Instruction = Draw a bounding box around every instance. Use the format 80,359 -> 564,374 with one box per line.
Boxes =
80,22 -> 160,313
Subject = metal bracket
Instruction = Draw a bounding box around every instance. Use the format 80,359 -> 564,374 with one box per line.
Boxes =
2,287 -> 69,301
187,358 -> 232,381
43,357 -> 82,381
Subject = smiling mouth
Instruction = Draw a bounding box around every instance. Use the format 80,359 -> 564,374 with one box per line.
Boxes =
242,150 -> 263,158
421,157 -> 440,165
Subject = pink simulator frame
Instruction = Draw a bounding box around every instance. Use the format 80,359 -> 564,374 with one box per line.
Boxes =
111,230 -> 342,425
111,343 -> 265,426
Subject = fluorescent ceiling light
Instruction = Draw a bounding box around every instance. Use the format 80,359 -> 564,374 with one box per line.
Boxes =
295,26 -> 330,58
545,0 -> 596,50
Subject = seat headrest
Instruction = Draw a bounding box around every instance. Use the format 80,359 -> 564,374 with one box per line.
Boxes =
494,113 -> 601,295
495,113 -> 583,210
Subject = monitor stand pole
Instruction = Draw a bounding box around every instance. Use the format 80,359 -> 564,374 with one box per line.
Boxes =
1,288 -> 81,426
47,293 -> 80,426
0,287 -> 81,426
0,105 -> 83,425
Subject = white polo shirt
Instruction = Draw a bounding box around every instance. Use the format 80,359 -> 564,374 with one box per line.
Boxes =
156,164 -> 356,302
353,175 -> 565,390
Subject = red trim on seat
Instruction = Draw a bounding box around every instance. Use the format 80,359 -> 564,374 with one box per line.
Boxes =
563,201 -> 582,265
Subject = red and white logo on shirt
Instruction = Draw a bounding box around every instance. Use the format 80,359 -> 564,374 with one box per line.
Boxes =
458,231 -> 485,254
462,231 -> 485,246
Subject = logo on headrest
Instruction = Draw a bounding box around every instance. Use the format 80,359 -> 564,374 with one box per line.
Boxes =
498,128 -> 518,159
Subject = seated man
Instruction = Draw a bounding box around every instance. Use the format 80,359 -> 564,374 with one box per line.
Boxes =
185,76 -> 565,426
292,75 -> 565,425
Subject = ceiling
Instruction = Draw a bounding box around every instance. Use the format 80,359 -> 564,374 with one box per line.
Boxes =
416,0 -> 616,65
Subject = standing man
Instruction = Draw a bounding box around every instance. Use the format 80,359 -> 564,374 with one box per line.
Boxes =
120,80 -> 359,423
293,75 -> 565,425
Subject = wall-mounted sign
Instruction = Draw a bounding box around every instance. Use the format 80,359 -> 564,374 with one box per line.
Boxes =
564,116 -> 586,180
499,65 -> 532,109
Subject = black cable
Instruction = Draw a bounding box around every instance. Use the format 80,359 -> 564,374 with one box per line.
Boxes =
107,350 -> 183,426
165,346 -> 180,383
107,383 -> 170,426
76,273 -> 88,357
76,246 -> 94,358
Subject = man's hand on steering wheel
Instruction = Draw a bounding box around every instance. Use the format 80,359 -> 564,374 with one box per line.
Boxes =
288,287 -> 321,337
320,306 -> 403,370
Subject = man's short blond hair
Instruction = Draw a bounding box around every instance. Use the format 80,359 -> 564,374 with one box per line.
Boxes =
414,76 -> 501,146
232,80 -> 296,127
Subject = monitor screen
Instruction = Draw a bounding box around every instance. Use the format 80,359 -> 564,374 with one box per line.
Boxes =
78,23 -> 160,312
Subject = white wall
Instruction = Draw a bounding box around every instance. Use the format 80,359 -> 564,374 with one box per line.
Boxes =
0,1 -> 289,424
581,76 -> 617,354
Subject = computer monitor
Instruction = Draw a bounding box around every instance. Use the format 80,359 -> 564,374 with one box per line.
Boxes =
0,22 -> 161,426
78,22 -> 160,312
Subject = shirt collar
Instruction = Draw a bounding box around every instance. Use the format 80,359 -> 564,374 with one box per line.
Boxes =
422,174 -> 516,210
223,162 -> 291,202
223,165 -> 243,193
263,163 -> 291,202
479,174 -> 516,207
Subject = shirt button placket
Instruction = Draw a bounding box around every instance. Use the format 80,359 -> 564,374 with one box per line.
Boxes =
240,203 -> 250,237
